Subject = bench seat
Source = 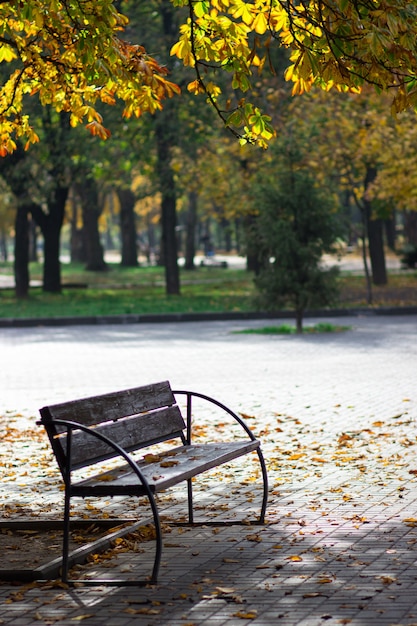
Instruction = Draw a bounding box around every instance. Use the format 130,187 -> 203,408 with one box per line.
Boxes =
72,440 -> 260,496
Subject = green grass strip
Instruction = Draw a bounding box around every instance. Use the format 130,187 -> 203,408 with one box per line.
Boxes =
233,323 -> 351,335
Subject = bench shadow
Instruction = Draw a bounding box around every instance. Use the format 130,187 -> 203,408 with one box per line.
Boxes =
18,482 -> 417,626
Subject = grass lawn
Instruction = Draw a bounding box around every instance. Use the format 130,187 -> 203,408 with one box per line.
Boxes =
0,260 -> 416,319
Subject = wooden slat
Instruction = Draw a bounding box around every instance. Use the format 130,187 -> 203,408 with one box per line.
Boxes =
59,406 -> 186,469
40,381 -> 174,428
72,441 -> 260,496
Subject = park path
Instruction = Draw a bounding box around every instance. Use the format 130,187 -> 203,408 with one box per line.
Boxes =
1,313 -> 417,625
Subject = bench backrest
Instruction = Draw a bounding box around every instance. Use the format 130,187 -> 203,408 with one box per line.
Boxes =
39,381 -> 186,474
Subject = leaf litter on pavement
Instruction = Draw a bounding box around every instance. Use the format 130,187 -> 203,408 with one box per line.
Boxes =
1,396 -> 417,623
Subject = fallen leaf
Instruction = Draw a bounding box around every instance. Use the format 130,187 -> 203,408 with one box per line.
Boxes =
143,453 -> 161,463
317,577 -> 333,584
379,575 -> 397,585
233,610 -> 258,619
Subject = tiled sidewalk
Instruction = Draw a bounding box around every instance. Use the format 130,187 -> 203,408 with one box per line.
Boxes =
1,314 -> 417,625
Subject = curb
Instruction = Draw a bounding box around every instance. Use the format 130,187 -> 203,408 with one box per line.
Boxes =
0,307 -> 417,328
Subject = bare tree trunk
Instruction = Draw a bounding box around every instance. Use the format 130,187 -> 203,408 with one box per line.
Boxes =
404,210 -> 417,245
28,218 -> 38,262
361,231 -> 373,305
76,178 -> 106,272
155,106 -> 180,295
364,166 -> 387,286
118,188 -> 138,267
14,203 -> 30,298
0,231 -> 7,261
184,190 -> 197,270
154,0 -> 180,295
295,309 -> 303,334
385,213 -> 396,251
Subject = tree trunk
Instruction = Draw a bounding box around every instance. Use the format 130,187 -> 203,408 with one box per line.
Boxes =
222,219 -> 232,252
118,188 -> 138,267
38,111 -> 72,292
184,190 -> 198,270
235,218 -> 242,254
245,214 -> 267,274
78,178 -> 106,272
364,166 -> 387,286
153,0 -> 180,295
0,230 -> 7,261
361,232 -> 373,305
155,106 -> 180,295
385,213 -> 396,251
68,189 -> 85,263
14,203 -> 30,298
43,221 -> 62,292
28,218 -> 38,262
147,219 -> 157,264
367,215 -> 387,285
404,210 -> 417,245
295,309 -> 303,334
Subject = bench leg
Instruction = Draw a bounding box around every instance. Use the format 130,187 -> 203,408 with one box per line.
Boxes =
62,485 -> 71,584
59,491 -> 163,586
187,478 -> 194,524
148,493 -> 163,584
257,448 -> 269,524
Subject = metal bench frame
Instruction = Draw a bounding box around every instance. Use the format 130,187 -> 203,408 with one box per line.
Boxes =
38,382 -> 268,586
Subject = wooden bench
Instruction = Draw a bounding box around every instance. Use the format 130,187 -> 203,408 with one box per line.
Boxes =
38,380 -> 268,586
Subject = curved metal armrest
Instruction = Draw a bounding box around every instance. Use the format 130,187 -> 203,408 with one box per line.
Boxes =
38,418 -> 163,584
173,389 -> 257,444
39,418 -> 153,496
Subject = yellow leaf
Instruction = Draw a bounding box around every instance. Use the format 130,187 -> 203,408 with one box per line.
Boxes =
317,577 -> 333,584
143,453 -> 161,463
252,12 -> 268,34
85,121 -> 111,140
160,460 -> 179,467
233,611 -> 258,619
187,79 -> 205,95
288,453 -> 305,460
286,555 -> 303,562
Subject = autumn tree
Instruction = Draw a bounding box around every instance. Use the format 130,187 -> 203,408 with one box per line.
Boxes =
2,1 -> 417,152
2,0 -> 417,297
169,0 -> 417,150
0,1 -> 180,154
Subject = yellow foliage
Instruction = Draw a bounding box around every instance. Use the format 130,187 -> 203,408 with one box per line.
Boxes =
2,0 -> 417,151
